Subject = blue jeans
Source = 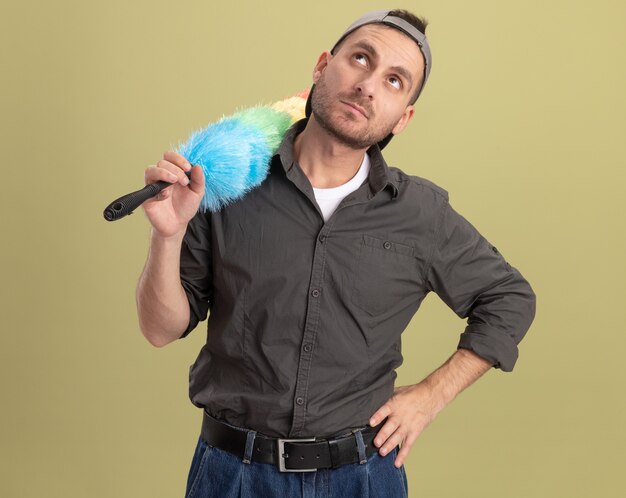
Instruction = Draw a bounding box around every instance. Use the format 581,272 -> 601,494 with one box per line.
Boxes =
184,434 -> 409,498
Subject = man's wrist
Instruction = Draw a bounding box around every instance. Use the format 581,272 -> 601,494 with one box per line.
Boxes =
150,226 -> 187,245
416,379 -> 449,416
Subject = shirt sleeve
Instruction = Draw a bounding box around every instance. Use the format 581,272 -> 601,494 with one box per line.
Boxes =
178,210 -> 213,338
424,200 -> 536,372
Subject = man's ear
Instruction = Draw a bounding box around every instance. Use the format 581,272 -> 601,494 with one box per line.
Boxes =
391,105 -> 415,135
312,51 -> 332,83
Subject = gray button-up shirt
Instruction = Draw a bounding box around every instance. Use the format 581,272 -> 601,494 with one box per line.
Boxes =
179,118 -> 536,438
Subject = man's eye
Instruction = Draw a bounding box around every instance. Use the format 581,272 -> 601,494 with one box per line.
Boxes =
388,77 -> 402,90
353,54 -> 368,66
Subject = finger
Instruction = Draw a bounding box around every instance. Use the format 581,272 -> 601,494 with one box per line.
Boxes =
145,165 -> 179,186
373,418 -> 399,448
369,404 -> 392,427
159,185 -> 173,199
379,430 -> 403,456
188,165 -> 205,195
163,150 -> 192,171
394,432 -> 417,468
156,160 -> 190,186
145,184 -> 173,205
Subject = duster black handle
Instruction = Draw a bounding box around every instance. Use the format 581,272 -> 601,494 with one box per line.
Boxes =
103,171 -> 192,221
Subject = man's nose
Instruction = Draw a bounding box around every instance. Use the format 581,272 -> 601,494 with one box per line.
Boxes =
354,76 -> 376,99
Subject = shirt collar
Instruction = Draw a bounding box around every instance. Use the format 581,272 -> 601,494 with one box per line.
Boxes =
275,117 -> 399,199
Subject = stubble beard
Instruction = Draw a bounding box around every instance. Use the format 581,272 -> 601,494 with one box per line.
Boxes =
311,74 -> 398,150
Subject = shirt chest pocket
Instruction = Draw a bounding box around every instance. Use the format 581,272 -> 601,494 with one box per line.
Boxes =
351,235 -> 424,317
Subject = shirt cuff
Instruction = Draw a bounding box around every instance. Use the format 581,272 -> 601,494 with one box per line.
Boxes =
179,281 -> 202,339
457,323 -> 519,372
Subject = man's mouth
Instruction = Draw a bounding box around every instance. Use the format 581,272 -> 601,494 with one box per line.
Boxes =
341,100 -> 369,118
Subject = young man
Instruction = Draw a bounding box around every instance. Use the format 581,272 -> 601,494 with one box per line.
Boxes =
136,9 -> 536,498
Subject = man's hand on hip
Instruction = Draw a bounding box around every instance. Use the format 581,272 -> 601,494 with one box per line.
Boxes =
368,382 -> 443,468
368,348 -> 493,468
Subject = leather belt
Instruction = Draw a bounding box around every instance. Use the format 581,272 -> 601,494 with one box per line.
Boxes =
200,410 -> 384,472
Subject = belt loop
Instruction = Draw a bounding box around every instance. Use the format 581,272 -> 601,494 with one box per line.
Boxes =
243,430 -> 257,464
353,429 -> 368,464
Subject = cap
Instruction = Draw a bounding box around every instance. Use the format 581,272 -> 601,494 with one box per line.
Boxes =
305,10 -> 432,150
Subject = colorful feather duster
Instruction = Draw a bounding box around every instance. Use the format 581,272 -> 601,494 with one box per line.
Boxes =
103,90 -> 309,221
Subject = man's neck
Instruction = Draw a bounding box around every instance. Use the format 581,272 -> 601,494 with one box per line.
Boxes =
293,115 -> 368,189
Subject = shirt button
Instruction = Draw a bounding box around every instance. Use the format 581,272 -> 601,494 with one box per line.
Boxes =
492,246 -> 498,253
303,344 -> 313,352
311,289 -> 320,298
296,397 -> 305,406
383,241 -> 392,250
318,234 -> 326,243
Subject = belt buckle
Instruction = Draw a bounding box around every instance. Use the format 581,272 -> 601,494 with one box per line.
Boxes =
277,438 -> 317,472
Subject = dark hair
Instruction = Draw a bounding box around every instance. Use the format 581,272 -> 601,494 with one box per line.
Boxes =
332,9 -> 429,105
388,9 -> 428,35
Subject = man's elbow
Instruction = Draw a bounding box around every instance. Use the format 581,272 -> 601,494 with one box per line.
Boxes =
523,280 -> 538,329
138,320 -> 183,348
146,332 -> 177,348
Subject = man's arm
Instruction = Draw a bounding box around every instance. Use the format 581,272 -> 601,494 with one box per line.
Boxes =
425,200 -> 537,372
369,348 -> 493,468
370,197 -> 536,468
136,230 -> 190,347
135,150 -> 206,347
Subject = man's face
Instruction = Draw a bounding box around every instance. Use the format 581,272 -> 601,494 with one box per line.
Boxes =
310,24 -> 425,149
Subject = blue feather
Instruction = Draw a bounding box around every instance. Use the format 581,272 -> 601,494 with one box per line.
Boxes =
176,117 -> 271,212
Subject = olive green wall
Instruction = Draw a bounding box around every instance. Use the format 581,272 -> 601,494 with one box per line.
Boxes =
1,1 -> 624,497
